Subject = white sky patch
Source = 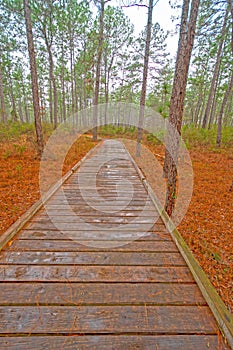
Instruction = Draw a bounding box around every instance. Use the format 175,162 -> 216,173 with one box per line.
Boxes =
122,0 -> 181,59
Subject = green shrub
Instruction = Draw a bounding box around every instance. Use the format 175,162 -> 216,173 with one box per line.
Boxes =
181,125 -> 233,148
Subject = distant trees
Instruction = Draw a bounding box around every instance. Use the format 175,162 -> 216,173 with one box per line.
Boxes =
0,0 -> 232,148
217,0 -> 233,146
185,0 -> 233,130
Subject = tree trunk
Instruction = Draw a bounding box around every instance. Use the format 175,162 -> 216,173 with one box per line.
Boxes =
18,98 -> 24,122
0,54 -> 6,123
48,47 -> 57,128
22,77 -> 29,123
217,69 -> 233,146
92,0 -> 105,141
9,71 -> 17,121
43,23 -> 57,128
49,76 -> 53,124
217,0 -> 233,145
69,32 -> 75,115
61,49 -> 66,121
23,0 -> 43,154
136,0 -> 153,157
104,53 -> 114,124
164,0 -> 200,216
202,8 -> 228,128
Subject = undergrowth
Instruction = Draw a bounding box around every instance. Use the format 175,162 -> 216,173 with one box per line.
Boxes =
0,122 -> 232,150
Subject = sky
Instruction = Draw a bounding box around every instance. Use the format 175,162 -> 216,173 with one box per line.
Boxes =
122,0 -> 181,59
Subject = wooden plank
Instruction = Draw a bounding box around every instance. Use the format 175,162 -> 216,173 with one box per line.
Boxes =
5,240 -> 178,252
29,215 -> 158,225
0,282 -> 205,305
18,230 -> 171,241
0,305 -> 218,334
43,204 -> 156,211
63,184 -> 145,189
33,209 -> 160,217
0,265 -> 194,282
0,251 -> 185,266
47,199 -> 150,205
24,222 -> 160,231
0,335 -> 228,350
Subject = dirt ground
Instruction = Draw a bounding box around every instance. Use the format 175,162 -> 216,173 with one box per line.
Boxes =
0,135 -> 232,312
0,134 -> 96,235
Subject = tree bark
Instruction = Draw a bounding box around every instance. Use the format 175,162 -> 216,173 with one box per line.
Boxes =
23,0 -> 43,154
216,0 -> 233,145
0,53 -> 6,123
22,77 -> 29,123
61,43 -> 66,122
18,98 -> 24,122
216,70 -> 233,146
136,0 -> 153,157
8,70 -> 17,121
92,0 -> 105,141
46,43 -> 57,128
164,0 -> 200,216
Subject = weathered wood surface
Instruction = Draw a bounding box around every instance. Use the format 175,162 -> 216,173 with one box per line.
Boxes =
5,239 -> 179,251
0,140 -> 230,349
0,282 -> 205,305
0,335 -> 227,350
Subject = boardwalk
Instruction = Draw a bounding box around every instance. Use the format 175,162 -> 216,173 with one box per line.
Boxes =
0,140 -> 231,349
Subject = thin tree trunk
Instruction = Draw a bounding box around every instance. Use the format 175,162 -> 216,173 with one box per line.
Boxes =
104,54 -> 113,124
48,48 -> 57,128
136,0 -> 153,156
224,90 -> 233,124
61,57 -> 66,121
164,0 -> 200,216
18,98 -> 24,122
217,69 -> 233,146
49,76 -> 53,124
92,0 -> 105,141
0,54 -> 6,123
70,33 -> 75,115
22,78 -> 29,123
216,0 -> 233,145
43,25 -> 57,128
23,0 -> 43,154
8,71 -> 17,121
208,65 -> 223,129
202,8 -> 228,128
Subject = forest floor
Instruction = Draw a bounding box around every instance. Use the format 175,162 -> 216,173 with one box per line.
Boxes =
0,130 -> 232,313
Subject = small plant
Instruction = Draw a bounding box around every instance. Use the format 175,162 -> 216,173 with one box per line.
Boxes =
13,143 -> 26,156
212,252 -> 221,262
15,164 -> 22,178
3,150 -> 11,159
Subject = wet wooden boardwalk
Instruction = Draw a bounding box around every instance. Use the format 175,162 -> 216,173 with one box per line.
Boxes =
0,140 -> 230,349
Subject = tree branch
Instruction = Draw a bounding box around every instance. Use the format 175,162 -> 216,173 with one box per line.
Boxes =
121,3 -> 148,8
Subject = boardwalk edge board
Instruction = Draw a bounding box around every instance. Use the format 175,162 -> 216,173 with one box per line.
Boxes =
122,141 -> 233,349
0,141 -> 102,252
